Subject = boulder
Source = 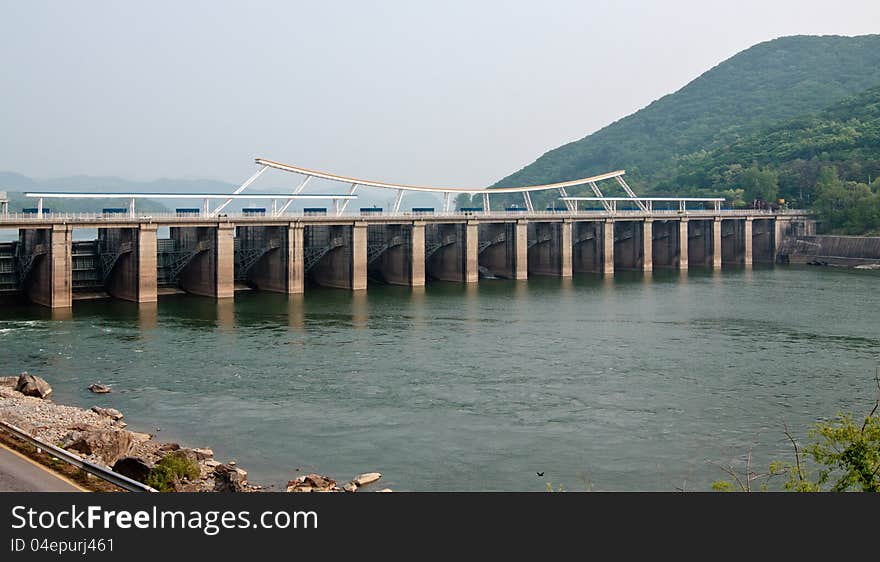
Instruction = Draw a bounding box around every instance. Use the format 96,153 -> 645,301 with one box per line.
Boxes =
90,406 -> 124,421
191,447 -> 214,460
158,443 -> 180,453
287,473 -> 337,492
112,457 -> 152,483
213,463 -> 246,492
15,372 -> 52,399
88,383 -> 111,394
342,482 -> 358,493
64,429 -> 134,466
0,376 -> 18,388
353,472 -> 382,487
128,431 -> 153,442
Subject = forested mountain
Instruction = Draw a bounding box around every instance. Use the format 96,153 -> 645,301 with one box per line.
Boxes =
495,34 -> 880,190
489,34 -> 880,232
663,85 -> 880,233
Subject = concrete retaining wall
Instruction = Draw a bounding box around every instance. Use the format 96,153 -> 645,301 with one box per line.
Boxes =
780,235 -> 880,266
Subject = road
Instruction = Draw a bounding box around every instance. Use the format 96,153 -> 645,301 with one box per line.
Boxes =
0,443 -> 83,492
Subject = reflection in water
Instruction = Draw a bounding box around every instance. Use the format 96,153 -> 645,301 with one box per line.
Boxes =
287,294 -> 305,331
216,298 -> 235,332
351,290 -> 368,328
463,282 -> 480,333
513,279 -> 528,301
710,267 -> 723,287
601,272 -> 615,293
138,302 -> 158,332
51,307 -> 73,321
559,276 -> 574,295
409,286 -> 426,334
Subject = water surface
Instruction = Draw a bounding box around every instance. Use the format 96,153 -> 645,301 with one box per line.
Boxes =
1,267 -> 877,491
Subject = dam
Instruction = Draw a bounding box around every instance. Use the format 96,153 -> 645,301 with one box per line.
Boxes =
0,158 -> 813,309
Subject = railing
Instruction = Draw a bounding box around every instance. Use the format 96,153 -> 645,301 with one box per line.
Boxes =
234,239 -> 282,279
165,239 -> 213,281
367,236 -> 404,265
99,241 -> 133,281
425,235 -> 458,259
0,208 -> 810,223
304,236 -> 345,272
0,420 -> 157,492
478,233 -> 507,253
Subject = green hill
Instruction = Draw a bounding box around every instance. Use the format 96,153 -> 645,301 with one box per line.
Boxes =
665,85 -> 880,233
490,34 -> 880,209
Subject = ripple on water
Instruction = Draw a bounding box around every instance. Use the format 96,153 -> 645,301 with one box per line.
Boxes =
0,268 -> 877,491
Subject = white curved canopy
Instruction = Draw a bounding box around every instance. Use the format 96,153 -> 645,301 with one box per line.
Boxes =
255,158 -> 626,194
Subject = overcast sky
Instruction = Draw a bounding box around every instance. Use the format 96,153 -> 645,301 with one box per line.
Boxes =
1,0 -> 878,189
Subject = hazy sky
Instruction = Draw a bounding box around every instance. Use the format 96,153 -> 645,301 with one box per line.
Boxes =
1,0 -> 878,189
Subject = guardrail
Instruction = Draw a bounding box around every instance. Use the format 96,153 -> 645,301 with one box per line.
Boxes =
0,420 -> 157,492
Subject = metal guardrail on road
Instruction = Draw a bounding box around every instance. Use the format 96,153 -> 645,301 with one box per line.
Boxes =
0,420 -> 157,492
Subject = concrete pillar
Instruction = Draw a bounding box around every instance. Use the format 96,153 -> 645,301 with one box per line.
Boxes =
307,224 -> 367,290
560,220 -> 572,278
678,219 -> 688,270
602,220 -> 614,275
288,223 -> 305,294
465,220 -> 478,283
370,223 -> 426,287
216,224 -> 235,298
51,226 -> 73,308
352,222 -> 367,290
744,218 -> 753,267
26,225 -> 73,309
642,220 -> 653,272
174,224 -> 235,298
137,224 -> 158,302
425,223 -> 472,283
20,226 -> 72,309
712,218 -> 722,270
411,221 -> 425,287
103,226 -> 157,303
514,220 -> 528,279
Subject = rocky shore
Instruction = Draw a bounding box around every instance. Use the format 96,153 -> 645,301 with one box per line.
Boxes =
0,373 -> 387,492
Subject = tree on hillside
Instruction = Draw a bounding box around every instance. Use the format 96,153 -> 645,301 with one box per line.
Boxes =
813,166 -> 880,234
737,163 -> 779,202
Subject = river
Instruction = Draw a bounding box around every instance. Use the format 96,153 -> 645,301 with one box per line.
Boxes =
1,266 -> 877,491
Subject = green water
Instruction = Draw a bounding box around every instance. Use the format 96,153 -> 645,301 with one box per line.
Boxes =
1,267 -> 878,491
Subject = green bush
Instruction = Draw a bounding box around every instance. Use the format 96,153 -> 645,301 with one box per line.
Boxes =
145,454 -> 200,492
712,375 -> 880,492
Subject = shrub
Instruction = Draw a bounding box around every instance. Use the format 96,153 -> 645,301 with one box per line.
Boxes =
145,454 -> 200,492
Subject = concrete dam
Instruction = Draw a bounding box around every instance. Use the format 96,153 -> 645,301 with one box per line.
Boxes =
0,210 -> 813,309
0,157 -> 816,309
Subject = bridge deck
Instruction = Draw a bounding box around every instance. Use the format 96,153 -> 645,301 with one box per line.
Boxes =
0,209 -> 809,229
